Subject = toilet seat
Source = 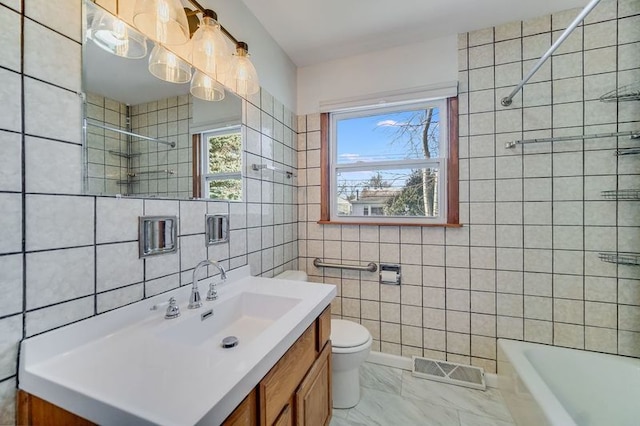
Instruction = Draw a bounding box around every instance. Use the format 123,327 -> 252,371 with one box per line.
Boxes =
331,319 -> 372,353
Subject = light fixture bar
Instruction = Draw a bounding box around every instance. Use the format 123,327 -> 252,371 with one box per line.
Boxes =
185,0 -> 239,45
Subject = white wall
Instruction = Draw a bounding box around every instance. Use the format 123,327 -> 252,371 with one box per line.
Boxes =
296,35 -> 458,115
209,0 -> 297,111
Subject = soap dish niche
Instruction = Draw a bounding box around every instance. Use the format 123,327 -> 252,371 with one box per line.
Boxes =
206,214 -> 229,246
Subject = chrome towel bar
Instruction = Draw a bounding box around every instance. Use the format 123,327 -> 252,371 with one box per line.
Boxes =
313,258 -> 378,273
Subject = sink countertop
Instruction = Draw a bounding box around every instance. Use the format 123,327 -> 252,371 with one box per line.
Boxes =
19,266 -> 336,426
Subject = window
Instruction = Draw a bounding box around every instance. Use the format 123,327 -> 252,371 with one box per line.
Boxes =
200,126 -> 242,200
320,98 -> 459,225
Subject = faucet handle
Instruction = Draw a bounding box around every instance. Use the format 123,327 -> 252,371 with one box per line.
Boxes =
164,297 -> 180,319
206,282 -> 218,301
151,297 -> 181,319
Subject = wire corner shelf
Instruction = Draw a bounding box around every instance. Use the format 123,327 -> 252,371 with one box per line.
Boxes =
601,189 -> 640,200
599,82 -> 640,103
598,252 -> 640,266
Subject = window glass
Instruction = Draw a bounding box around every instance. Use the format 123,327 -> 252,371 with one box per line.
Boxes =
331,100 -> 447,223
203,127 -> 242,200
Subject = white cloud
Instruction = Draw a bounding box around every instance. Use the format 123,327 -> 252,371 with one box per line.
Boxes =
376,119 -> 407,127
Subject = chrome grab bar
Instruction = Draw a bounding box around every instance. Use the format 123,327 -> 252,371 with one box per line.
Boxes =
313,258 -> 378,273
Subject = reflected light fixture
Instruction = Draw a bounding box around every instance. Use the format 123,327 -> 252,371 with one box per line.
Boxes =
133,0 -> 190,45
225,42 -> 260,96
90,0 -> 260,100
89,8 -> 148,59
191,9 -> 231,79
190,70 -> 225,101
148,44 -> 192,83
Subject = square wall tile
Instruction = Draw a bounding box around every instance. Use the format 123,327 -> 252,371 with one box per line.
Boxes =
0,69 -> 21,133
524,319 -> 552,344
96,197 -> 143,244
0,130 -> 21,192
25,137 -> 82,194
97,242 -> 143,292
0,254 -> 22,317
0,6 -> 20,72
24,78 -> 82,144
26,246 -> 94,310
24,19 -> 81,92
97,283 -> 144,313
25,0 -> 81,42
0,193 -> 21,254
585,326 -> 617,354
146,274 -> 180,297
0,314 -> 22,380
26,296 -> 93,337
26,195 -> 94,251
179,200 -> 207,235
554,323 -> 584,349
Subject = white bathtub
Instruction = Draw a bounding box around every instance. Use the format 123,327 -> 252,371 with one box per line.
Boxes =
497,339 -> 640,426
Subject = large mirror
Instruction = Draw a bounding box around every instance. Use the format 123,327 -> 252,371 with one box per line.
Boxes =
82,1 -> 243,200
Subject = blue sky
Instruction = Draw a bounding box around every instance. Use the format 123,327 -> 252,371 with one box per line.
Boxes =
335,107 -> 440,190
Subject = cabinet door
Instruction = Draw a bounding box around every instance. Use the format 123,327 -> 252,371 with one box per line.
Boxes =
260,324 -> 316,426
223,388 -> 258,426
295,342 -> 332,426
273,402 -> 293,426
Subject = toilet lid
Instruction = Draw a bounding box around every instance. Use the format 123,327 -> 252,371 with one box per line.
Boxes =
331,319 -> 371,348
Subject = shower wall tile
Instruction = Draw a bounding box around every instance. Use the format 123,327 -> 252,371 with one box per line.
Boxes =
298,1 -> 640,372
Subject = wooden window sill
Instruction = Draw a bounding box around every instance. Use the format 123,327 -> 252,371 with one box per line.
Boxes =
317,220 -> 463,228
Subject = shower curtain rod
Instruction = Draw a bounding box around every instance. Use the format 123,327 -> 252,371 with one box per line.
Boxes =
501,0 -> 602,107
85,119 -> 176,148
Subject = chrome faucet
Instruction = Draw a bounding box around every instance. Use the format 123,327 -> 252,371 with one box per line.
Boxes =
190,259 -> 227,308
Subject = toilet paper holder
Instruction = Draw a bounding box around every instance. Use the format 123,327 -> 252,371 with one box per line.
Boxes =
379,264 -> 401,285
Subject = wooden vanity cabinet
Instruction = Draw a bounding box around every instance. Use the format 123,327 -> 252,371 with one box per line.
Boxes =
224,304 -> 332,426
18,306 -> 332,426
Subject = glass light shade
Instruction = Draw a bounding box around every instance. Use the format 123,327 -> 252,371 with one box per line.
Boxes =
225,45 -> 259,96
90,10 -> 148,59
148,44 -> 192,83
133,0 -> 189,45
191,16 -> 231,79
190,70 -> 225,101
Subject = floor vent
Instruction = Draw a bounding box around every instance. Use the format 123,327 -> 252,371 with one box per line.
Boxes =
411,356 -> 486,390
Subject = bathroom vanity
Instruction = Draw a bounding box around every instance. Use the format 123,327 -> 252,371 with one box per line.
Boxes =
17,267 -> 335,425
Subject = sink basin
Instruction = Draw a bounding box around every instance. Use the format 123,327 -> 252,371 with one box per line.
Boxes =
157,291 -> 302,347
19,266 -> 336,426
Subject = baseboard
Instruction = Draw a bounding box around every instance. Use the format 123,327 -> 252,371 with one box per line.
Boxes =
365,351 -> 500,389
366,351 -> 413,370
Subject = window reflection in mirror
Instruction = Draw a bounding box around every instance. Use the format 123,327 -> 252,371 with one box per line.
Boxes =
82,0 -> 243,200
200,127 -> 243,200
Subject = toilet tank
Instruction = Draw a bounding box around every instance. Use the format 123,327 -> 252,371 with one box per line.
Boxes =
274,270 -> 308,281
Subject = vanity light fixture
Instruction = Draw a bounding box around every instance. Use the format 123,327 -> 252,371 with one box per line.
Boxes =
89,0 -> 259,100
190,70 -> 225,101
133,0 -> 190,45
224,42 -> 260,96
148,44 -> 192,83
89,8 -> 148,59
190,9 -> 231,79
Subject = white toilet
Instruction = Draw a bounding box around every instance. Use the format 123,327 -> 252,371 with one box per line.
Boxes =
274,270 -> 372,409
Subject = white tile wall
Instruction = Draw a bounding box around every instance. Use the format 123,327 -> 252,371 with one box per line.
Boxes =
0,1 -> 299,421
298,0 -> 640,372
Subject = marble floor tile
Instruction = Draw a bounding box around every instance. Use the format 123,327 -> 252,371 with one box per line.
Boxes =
400,370 -> 513,421
360,362 -> 403,395
347,387 -> 461,426
459,411 -> 516,426
329,415 -> 369,426
329,362 -> 514,426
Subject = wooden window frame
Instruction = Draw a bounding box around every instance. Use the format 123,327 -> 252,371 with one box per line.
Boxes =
319,96 -> 460,227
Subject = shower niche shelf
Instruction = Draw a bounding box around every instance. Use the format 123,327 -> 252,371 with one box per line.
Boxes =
598,252 -> 640,266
